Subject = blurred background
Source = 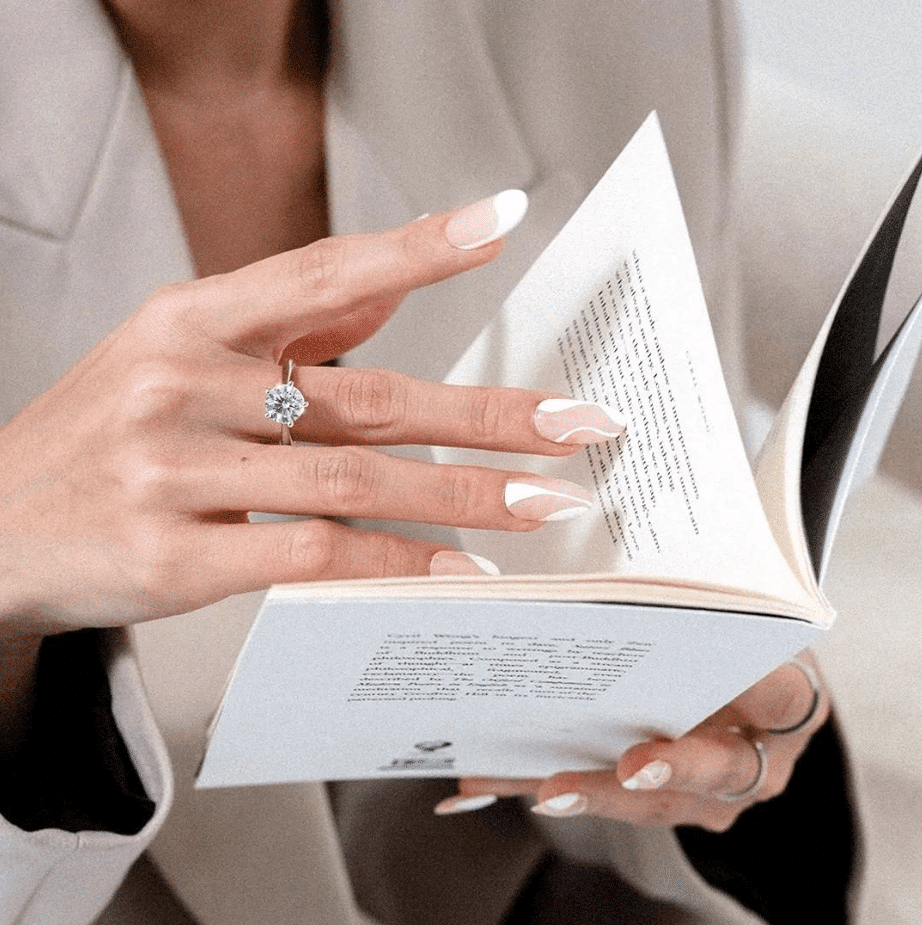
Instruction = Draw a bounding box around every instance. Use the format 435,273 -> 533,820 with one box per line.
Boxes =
736,5 -> 922,923
736,0 -> 922,490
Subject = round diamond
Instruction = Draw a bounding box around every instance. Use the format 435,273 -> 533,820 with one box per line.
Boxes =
265,382 -> 307,426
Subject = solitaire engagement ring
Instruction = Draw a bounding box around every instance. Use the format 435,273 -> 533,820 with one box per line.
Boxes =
265,359 -> 307,445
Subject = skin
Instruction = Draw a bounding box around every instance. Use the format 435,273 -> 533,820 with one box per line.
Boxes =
0,0 -> 833,832
104,0 -> 330,276
453,653 -> 829,831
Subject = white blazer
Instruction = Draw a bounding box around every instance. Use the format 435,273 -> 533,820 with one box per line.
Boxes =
0,2 -> 849,924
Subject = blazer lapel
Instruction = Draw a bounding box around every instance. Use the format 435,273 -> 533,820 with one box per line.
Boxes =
326,1 -> 585,386
327,0 -> 536,218
0,1 -> 194,410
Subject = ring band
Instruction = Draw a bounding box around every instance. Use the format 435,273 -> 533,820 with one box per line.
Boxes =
764,658 -> 822,736
265,359 -> 307,445
717,728 -> 768,803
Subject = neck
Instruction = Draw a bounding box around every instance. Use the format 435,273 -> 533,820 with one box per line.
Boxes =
104,0 -> 328,91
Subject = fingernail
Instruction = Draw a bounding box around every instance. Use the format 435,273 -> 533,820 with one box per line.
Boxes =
430,551 -> 501,577
622,760 -> 672,791
534,398 -> 627,445
531,792 -> 588,817
433,794 -> 498,815
445,189 -> 529,250
505,478 -> 593,522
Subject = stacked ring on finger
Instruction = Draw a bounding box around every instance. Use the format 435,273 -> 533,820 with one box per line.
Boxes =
764,658 -> 822,736
265,359 -> 308,445
717,727 -> 768,803
716,659 -> 822,802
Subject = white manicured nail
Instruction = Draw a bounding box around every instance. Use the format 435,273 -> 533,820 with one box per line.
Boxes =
504,479 -> 593,522
434,794 -> 498,815
531,792 -> 588,817
534,398 -> 627,445
430,551 -> 501,577
445,190 -> 529,250
622,760 -> 672,791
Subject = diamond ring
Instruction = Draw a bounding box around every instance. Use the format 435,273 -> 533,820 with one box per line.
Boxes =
265,359 -> 307,445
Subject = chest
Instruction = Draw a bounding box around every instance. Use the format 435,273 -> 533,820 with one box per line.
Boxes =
142,80 -> 329,276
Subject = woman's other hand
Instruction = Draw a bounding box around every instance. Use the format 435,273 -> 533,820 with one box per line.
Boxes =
437,652 -> 829,832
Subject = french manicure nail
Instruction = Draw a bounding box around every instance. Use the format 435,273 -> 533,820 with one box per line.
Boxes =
505,478 -> 593,522
430,551 -> 501,577
433,794 -> 498,815
534,398 -> 627,445
531,792 -> 588,817
622,760 -> 672,791
445,189 -> 529,250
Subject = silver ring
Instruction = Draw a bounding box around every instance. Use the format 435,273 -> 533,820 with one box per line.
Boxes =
264,359 -> 307,445
764,658 -> 822,736
717,728 -> 768,803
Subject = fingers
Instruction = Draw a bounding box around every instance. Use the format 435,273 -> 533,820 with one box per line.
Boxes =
152,357 -> 620,531
449,728 -> 770,831
434,778 -> 542,816
212,362 -> 625,454
187,442 -> 593,530
193,519 -> 481,598
169,191 -> 528,363
624,654 -> 822,796
571,657 -> 826,828
721,654 -> 827,736
137,519 -> 456,611
436,653 -> 829,831
90,353 -> 610,531
521,728 -> 771,831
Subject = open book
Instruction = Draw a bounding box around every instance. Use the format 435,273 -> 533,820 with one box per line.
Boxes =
197,114 -> 922,787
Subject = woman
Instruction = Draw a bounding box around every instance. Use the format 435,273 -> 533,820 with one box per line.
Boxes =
0,1 -> 856,923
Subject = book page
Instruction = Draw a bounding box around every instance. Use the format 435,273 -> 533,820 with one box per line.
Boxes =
264,571 -> 820,621
438,114 -> 810,609
805,297 -> 922,582
556,250 -> 715,562
757,152 -> 922,590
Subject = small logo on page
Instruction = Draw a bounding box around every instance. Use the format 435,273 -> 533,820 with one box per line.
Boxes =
378,740 -> 456,772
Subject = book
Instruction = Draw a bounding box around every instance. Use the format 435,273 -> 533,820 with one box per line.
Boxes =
196,113 -> 922,787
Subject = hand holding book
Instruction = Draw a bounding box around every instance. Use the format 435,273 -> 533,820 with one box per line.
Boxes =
438,652 -> 829,829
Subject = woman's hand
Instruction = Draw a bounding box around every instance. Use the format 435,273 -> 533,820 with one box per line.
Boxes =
436,652 -> 829,832
0,191 -> 625,642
